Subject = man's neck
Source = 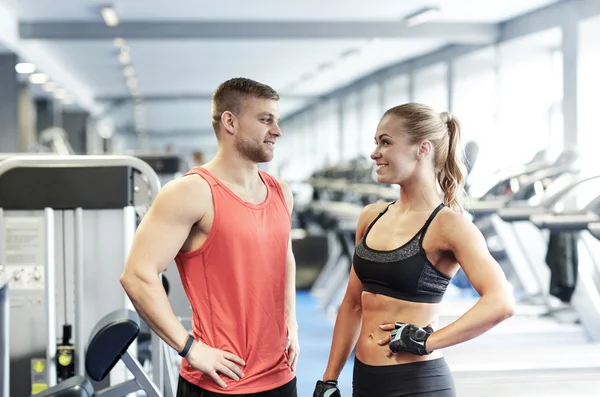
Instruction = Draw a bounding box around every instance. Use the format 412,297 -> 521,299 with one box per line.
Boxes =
203,151 -> 261,189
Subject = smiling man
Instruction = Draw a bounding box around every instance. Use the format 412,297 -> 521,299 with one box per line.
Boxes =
120,78 -> 299,397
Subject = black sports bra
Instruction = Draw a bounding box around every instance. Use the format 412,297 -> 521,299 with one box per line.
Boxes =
353,202 -> 451,304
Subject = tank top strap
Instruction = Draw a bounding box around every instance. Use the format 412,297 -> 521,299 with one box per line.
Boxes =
258,170 -> 289,214
184,166 -> 219,185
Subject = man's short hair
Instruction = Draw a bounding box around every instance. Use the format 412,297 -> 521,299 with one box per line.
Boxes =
211,77 -> 280,135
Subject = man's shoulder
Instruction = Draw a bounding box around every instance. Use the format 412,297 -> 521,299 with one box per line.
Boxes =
154,174 -> 212,214
169,172 -> 211,194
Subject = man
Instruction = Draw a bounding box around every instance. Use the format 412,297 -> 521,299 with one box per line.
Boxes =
120,77 -> 299,396
192,151 -> 205,167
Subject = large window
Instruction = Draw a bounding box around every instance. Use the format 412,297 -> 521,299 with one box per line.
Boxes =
383,74 -> 410,109
413,63 -> 448,112
359,83 -> 382,160
451,47 -> 498,188
340,92 -> 361,161
578,15 -> 600,168
319,99 -> 341,167
495,28 -> 561,167
452,47 -> 497,145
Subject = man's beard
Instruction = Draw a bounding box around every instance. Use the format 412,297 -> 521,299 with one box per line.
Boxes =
234,136 -> 273,163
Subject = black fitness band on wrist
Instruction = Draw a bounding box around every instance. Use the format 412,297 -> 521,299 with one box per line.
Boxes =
179,334 -> 195,358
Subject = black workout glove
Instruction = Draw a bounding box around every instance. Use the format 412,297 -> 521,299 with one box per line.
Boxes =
389,322 -> 433,356
313,380 -> 341,397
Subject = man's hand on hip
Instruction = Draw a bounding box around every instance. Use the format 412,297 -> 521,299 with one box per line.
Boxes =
186,340 -> 246,389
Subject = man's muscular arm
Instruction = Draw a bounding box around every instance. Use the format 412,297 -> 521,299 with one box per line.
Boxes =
120,176 -> 206,352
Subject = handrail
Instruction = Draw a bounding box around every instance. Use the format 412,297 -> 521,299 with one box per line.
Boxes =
539,174 -> 600,209
0,155 -> 161,202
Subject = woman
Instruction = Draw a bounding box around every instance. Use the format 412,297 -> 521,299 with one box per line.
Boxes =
313,103 -> 515,397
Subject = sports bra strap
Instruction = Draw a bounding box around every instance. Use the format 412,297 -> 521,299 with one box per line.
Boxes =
362,201 -> 395,238
419,203 -> 445,238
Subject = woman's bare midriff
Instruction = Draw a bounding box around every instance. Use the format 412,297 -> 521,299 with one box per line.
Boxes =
355,291 -> 443,366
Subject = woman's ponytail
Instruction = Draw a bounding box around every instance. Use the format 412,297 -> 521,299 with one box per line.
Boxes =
438,112 -> 467,213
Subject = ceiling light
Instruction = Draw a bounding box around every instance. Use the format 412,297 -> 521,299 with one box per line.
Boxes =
43,81 -> 59,92
118,50 -> 131,65
54,88 -> 68,99
15,63 -> 36,74
101,6 -> 119,27
126,78 -> 138,90
404,6 -> 440,27
123,65 -> 135,78
28,73 -> 49,84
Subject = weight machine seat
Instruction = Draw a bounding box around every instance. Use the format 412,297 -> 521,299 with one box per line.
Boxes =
33,376 -> 94,397
30,309 -> 141,397
86,309 -> 141,382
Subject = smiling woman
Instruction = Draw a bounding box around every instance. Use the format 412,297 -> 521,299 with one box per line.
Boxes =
314,102 -> 515,397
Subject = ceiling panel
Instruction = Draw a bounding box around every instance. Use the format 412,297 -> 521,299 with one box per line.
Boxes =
7,0 -> 558,23
0,0 -> 562,148
39,41 -> 129,94
119,39 -> 367,96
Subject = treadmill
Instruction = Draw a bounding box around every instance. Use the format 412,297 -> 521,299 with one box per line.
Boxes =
464,151 -> 583,297
527,178 -> 600,341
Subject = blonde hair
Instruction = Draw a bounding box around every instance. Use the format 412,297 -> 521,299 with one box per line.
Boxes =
383,103 -> 467,213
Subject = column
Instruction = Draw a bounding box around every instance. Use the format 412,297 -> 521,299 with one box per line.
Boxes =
0,53 -> 19,152
562,9 -> 579,150
62,110 -> 89,154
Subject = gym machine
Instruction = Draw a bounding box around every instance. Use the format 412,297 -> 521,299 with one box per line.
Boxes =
527,180 -> 600,341
0,155 -> 174,397
133,153 -> 188,187
309,202 -> 362,316
34,309 -> 161,397
464,153 -> 584,297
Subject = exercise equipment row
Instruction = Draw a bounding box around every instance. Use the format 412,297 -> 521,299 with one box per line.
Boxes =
308,150 -> 600,333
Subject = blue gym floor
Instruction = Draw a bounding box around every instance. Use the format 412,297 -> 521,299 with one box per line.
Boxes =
295,290 -> 354,396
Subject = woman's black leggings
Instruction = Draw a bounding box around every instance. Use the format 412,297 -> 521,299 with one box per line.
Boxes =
352,357 -> 456,397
